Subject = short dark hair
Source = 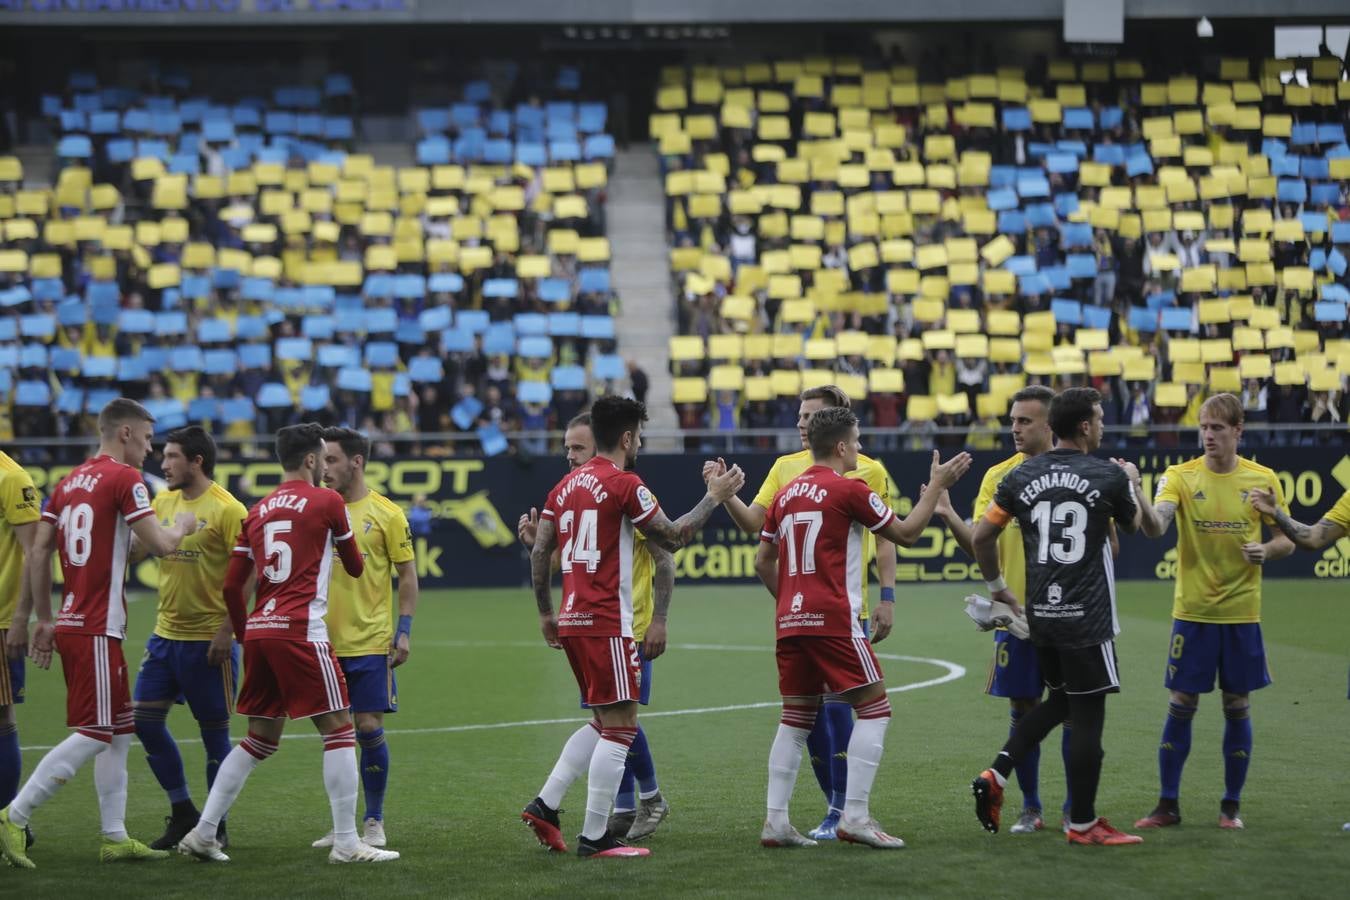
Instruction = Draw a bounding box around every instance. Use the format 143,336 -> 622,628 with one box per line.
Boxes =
323,426 -> 370,464
165,425 -> 217,478
1048,387 -> 1102,440
98,398 -> 154,435
808,406 -> 858,458
800,385 -> 851,410
589,396 -> 647,453
275,423 -> 326,471
566,413 -> 592,430
1010,385 -> 1055,407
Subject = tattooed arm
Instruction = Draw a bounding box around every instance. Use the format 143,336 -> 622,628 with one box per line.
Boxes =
639,465 -> 746,552
530,517 -> 562,649
642,543 -> 675,661
1251,487 -> 1345,551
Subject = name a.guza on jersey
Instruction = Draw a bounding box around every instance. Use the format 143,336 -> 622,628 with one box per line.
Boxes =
1017,471 -> 1102,508
257,493 -> 309,516
554,471 -> 608,508
776,481 -> 829,507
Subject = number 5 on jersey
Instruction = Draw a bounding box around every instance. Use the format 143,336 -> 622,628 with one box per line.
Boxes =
559,509 -> 601,573
263,520 -> 293,582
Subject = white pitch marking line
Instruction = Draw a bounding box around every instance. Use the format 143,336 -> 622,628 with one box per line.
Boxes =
20,643 -> 965,751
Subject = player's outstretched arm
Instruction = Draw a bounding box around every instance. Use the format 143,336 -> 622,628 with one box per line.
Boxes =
703,457 -> 765,535
1251,488 -> 1345,551
754,540 -> 779,598
1112,459 -> 1169,537
643,544 -> 675,661
641,464 -> 745,552
972,515 -> 1022,617
530,517 -> 561,649
23,521 -> 56,669
876,451 -> 972,547
131,511 -> 198,558
925,483 -> 974,557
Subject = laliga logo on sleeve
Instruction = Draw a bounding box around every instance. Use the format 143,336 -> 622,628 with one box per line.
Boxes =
791,592 -> 804,613
262,598 -> 277,617
1047,584 -> 1063,605
133,482 -> 150,509
636,486 -> 656,512
869,493 -> 888,517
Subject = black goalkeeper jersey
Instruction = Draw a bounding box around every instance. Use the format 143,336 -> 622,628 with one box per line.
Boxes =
991,449 -> 1139,649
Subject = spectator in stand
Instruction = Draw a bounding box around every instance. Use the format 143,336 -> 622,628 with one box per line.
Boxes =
408,495 -> 434,540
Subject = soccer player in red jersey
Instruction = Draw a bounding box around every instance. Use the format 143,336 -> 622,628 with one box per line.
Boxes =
0,399 -> 199,869
177,423 -> 398,864
754,407 -> 971,849
521,396 -> 745,859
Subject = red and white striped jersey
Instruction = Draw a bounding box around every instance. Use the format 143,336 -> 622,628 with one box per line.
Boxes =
44,454 -> 155,640
233,480 -> 355,643
761,465 -> 893,640
541,457 -> 660,638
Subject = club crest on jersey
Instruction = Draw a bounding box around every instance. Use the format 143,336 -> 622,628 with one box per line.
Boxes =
132,482 -> 151,509
790,592 -> 804,613
364,519 -> 374,534
262,598 -> 277,617
1047,584 -> 1063,605
868,493 -> 887,518
62,593 -> 74,612
636,486 -> 656,512
565,592 -> 576,612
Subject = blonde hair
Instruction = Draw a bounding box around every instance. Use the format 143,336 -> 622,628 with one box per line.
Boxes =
1200,392 -> 1244,427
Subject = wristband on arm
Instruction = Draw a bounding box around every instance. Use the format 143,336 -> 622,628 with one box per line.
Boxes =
985,576 -> 1008,594
396,615 -> 413,640
879,587 -> 895,603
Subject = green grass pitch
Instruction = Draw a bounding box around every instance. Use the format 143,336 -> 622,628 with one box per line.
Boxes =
7,580 -> 1346,898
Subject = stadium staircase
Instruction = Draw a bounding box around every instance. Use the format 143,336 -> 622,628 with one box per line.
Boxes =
608,142 -> 678,440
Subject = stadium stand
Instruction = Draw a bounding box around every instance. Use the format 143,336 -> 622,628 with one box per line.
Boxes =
0,64 -> 619,460
654,54 -> 1350,449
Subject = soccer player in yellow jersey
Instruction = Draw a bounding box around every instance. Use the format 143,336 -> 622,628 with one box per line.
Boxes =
704,384 -> 896,840
1249,485 -> 1350,831
516,414 -> 675,844
0,450 -> 41,817
130,426 -> 249,851
314,427 -> 419,850
1118,393 -> 1294,831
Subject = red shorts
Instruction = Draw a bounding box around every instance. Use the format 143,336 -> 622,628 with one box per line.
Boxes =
776,634 -> 884,698
237,639 -> 349,720
56,632 -> 133,734
560,635 -> 640,708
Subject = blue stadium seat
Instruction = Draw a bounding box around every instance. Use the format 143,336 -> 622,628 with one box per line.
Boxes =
483,323 -> 516,355
483,139 -> 513,164
577,102 -> 607,134
57,135 -> 92,158
518,336 -> 553,359
59,110 -> 87,131
418,306 -> 453,332
171,347 -> 205,372
256,383 -> 292,408
538,279 -> 570,303
451,102 -> 481,129
197,318 -> 232,343
275,338 -> 313,361
302,315 -> 336,340
234,316 -> 267,340
393,274 -> 425,299
0,287 -> 31,308
441,329 -> 474,353
81,356 -> 117,379
20,315 -> 55,339
15,381 -> 52,407
336,367 -> 373,392
366,309 -> 398,334
1065,254 -> 1097,279
1083,306 -> 1113,329
117,358 -> 149,381
518,381 -> 552,405
591,354 -> 625,381
418,108 -> 451,134
56,389 -> 86,415
264,111 -> 296,134
325,73 -> 353,96
188,397 -> 220,421
203,119 -> 234,143
324,117 -> 354,140
335,309 -> 366,334
312,344 -> 353,368
143,348 -> 171,373
146,399 -> 188,432
1052,299 -> 1083,325
32,279 -> 64,302
515,313 -> 548,336
181,274 -> 211,298
1160,308 -> 1193,332
155,312 -> 189,336
202,349 -> 238,375
427,273 -> 464,294
408,357 -> 444,383
301,385 -> 331,411
365,342 -> 399,368
90,111 -> 120,134
137,138 -> 170,160
0,346 -> 17,368
455,310 -> 489,335
516,143 -> 547,166
149,111 -> 181,135
50,347 -> 82,371
583,134 -> 614,160
222,398 -> 256,424
548,312 -> 580,336
546,120 -> 577,143
578,268 -> 610,294
296,114 -> 323,137
0,320 -> 16,341
550,366 -> 586,391
487,109 -> 513,136
57,300 -> 86,327
85,388 -> 120,412
549,140 -> 580,162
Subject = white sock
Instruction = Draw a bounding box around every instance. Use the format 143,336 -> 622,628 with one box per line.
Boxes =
195,746 -> 261,838
539,722 -> 600,810
93,733 -> 131,841
842,716 -> 890,823
766,724 -> 810,830
323,746 -> 360,852
581,736 -> 631,841
9,732 -> 107,827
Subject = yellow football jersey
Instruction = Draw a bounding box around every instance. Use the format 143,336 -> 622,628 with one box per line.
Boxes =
0,451 -> 41,624
1324,489 -> 1350,533
1156,456 -> 1287,624
974,453 -> 1029,603
631,531 -> 653,643
752,449 -> 892,618
327,490 -> 415,657
153,482 -> 248,641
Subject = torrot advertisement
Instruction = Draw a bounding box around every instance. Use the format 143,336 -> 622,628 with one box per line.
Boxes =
19,447 -> 1350,590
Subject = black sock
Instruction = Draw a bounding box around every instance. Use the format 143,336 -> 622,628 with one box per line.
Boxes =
171,799 -> 199,819
995,689 -> 1070,778
1220,799 -> 1240,818
1065,692 -> 1107,824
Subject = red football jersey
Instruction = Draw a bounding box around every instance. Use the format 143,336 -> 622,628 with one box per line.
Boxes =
233,480 -> 355,643
44,454 -> 156,639
540,457 -> 660,638
761,465 -> 893,640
